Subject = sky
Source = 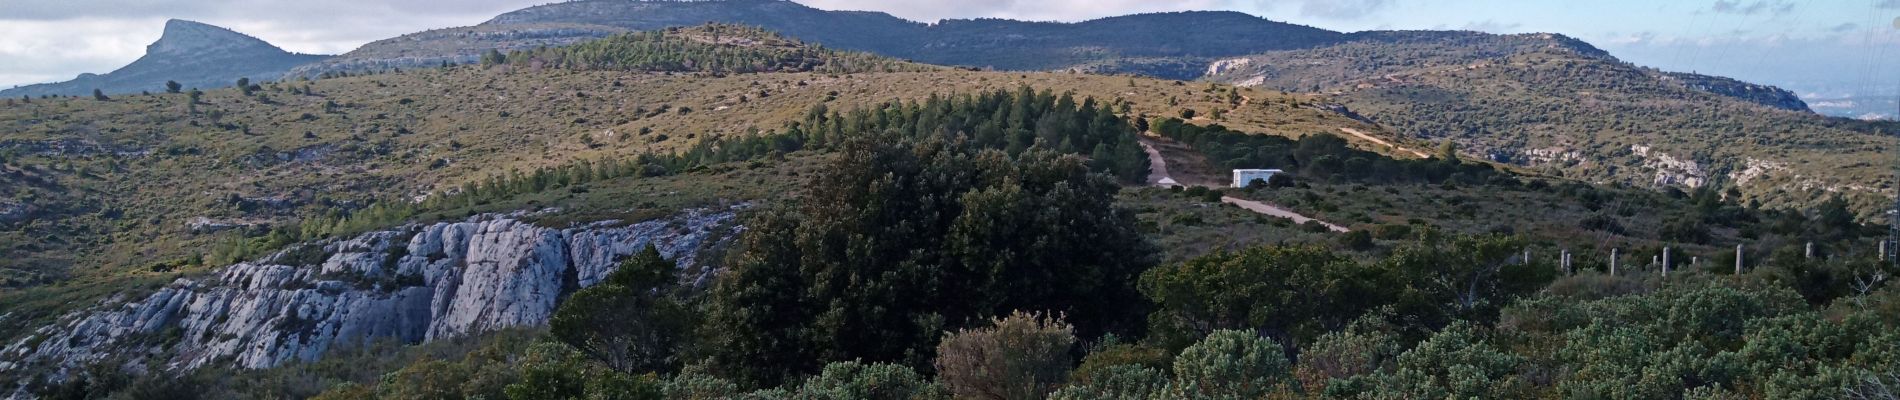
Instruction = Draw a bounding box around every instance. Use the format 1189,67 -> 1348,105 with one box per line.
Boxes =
1,0 -> 1896,115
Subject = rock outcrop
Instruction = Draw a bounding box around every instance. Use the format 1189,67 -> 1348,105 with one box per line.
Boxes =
0,207 -> 740,378
0,20 -> 328,98
1660,72 -> 1811,112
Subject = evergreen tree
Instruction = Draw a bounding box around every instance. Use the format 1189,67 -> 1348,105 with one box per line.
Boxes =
92,89 -> 109,101
165,81 -> 182,94
549,245 -> 693,374
481,49 -> 507,66
705,134 -> 1155,387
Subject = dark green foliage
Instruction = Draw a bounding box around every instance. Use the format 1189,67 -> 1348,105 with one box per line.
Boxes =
1378,235 -> 1558,326
91,89 -> 109,101
1140,245 -> 1383,349
509,24 -> 932,75
1490,279 -> 1897,399
788,87 -> 1150,182
1152,118 -> 1508,185
502,342 -> 663,400
704,133 -> 1155,387
480,49 -> 507,66
548,245 -> 693,374
1141,235 -> 1556,350
165,81 -> 182,94
1337,230 -> 1374,251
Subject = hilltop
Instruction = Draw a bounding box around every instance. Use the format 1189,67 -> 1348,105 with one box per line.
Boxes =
0,20 -> 328,97
500,24 -> 937,74
294,0 -> 1343,78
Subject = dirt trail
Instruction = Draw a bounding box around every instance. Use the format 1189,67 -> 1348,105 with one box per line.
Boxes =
1139,137 -> 1350,233
1339,128 -> 1429,159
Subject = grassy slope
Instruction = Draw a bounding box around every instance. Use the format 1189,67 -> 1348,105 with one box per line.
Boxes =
1206,34 -> 1898,219
0,65 -> 1384,335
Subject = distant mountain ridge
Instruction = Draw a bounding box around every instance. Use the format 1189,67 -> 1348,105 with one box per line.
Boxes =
292,0 -> 1344,78
11,1 -> 1811,114
1202,30 -> 1808,112
0,20 -> 328,97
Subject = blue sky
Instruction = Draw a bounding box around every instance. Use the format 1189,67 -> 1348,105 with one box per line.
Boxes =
2,0 -> 1895,115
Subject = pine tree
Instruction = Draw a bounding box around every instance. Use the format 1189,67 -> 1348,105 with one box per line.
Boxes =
706,135 -> 1155,386
92,89 -> 109,101
165,80 -> 182,94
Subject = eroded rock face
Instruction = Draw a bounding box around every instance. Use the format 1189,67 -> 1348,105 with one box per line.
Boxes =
0,207 -> 740,377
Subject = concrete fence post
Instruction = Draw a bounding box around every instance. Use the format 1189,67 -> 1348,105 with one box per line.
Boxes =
1663,247 -> 1672,277
1610,248 -> 1619,277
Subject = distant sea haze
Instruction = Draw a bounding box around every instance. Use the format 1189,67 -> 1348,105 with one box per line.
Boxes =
1805,95 -> 1898,121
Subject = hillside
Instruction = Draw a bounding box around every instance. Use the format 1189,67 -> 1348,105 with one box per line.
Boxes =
501,24 -> 937,74
285,23 -> 628,79
1204,30 -> 1897,218
0,26 -> 1373,297
0,20 -> 328,97
294,0 -> 1344,78
6,21 -> 1899,400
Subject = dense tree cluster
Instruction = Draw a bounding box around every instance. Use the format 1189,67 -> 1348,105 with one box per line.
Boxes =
1141,235 -> 1558,350
507,24 -> 933,75
702,133 -> 1156,386
1153,117 -> 1510,185
782,87 -> 1151,183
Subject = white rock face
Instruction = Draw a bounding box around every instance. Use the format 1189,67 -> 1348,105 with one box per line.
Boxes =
1205,57 -> 1253,77
0,207 -> 740,377
1631,144 -> 1707,188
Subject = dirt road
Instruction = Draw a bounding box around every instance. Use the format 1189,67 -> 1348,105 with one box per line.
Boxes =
1139,138 -> 1350,232
1339,128 -> 1429,159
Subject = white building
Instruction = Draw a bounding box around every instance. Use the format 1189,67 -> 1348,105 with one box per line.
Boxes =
1232,169 -> 1283,188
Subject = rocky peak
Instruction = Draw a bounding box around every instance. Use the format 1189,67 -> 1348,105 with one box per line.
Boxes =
0,19 -> 326,98
147,19 -> 285,57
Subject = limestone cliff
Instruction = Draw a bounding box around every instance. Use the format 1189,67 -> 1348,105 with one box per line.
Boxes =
0,207 -> 739,379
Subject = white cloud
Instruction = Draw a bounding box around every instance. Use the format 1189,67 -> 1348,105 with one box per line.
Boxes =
0,18 -> 166,87
1461,20 -> 1525,33
0,0 -> 547,87
1297,0 -> 1394,20
1708,0 -> 1796,16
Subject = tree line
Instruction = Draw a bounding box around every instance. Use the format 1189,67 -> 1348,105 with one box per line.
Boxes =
500,24 -> 935,75
1152,117 -> 1512,186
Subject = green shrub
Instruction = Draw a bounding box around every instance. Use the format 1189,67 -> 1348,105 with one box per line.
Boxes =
1048,365 -> 1168,400
793,361 -> 947,400
935,311 -> 1077,400
1169,329 -> 1292,398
